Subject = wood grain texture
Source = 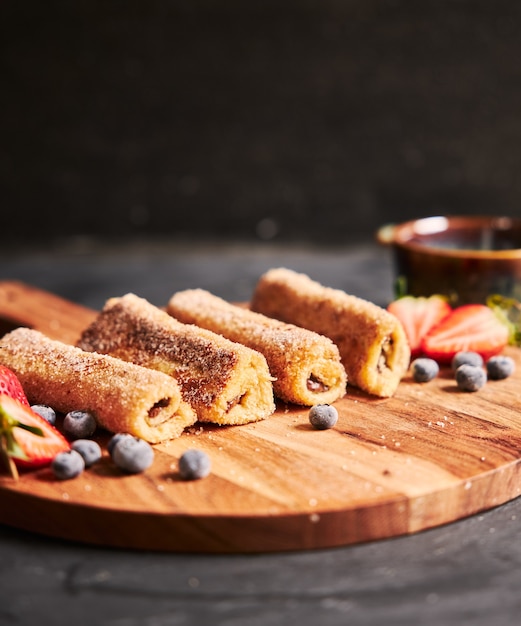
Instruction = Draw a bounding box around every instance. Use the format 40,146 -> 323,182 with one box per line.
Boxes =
1,280 -> 521,553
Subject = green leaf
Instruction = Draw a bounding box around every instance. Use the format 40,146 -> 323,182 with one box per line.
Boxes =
487,294 -> 521,346
394,275 -> 409,299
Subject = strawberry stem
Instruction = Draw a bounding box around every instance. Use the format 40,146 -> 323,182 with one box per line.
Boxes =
0,437 -> 19,480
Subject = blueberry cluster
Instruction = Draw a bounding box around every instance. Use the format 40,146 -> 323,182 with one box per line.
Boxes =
32,404 -> 158,480
409,351 -> 515,393
454,352 -> 516,392
51,438 -> 102,480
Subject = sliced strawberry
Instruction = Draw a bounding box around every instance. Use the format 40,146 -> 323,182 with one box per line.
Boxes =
387,295 -> 452,357
421,304 -> 509,364
0,365 -> 29,406
0,394 -> 70,472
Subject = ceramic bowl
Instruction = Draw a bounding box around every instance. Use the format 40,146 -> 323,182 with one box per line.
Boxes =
377,215 -> 521,305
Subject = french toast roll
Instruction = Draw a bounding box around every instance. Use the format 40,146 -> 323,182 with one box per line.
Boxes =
77,293 -> 275,426
167,289 -> 347,406
250,268 -> 410,398
0,327 -> 197,443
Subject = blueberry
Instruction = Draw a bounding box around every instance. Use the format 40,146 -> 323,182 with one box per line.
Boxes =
486,355 -> 515,380
71,439 -> 102,467
178,449 -> 211,480
31,404 -> 56,425
411,358 -> 439,383
63,410 -> 97,440
308,404 -> 338,430
107,432 -> 134,457
451,351 -> 484,371
51,449 -> 85,480
112,436 -> 154,474
455,364 -> 487,392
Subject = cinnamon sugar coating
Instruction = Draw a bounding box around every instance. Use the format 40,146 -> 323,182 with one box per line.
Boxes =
0,327 -> 197,443
250,268 -> 410,398
167,289 -> 347,406
78,294 -> 275,425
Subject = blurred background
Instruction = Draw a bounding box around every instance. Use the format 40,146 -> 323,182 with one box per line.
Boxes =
2,0 -> 521,247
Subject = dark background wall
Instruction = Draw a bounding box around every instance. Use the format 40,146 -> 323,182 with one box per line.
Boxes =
2,0 -> 521,245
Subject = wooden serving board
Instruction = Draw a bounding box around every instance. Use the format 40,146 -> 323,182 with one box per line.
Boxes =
1,280 -> 521,553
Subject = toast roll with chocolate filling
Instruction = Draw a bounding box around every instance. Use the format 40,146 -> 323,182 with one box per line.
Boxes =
167,289 -> 347,406
250,268 -> 410,398
77,293 -> 275,425
0,327 -> 197,443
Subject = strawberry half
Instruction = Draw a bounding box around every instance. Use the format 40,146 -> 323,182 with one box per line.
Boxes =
0,364 -> 29,406
421,304 -> 509,364
387,295 -> 452,358
0,394 -> 70,475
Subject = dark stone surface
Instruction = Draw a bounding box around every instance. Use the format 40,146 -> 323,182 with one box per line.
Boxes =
2,0 -> 521,244
1,498 -> 521,626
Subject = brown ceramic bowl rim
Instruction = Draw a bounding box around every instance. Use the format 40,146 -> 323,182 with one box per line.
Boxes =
377,215 -> 521,260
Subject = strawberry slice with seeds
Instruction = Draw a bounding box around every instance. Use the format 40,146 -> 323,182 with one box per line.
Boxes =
387,295 -> 452,358
421,304 -> 509,364
0,364 -> 29,406
0,394 -> 70,477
